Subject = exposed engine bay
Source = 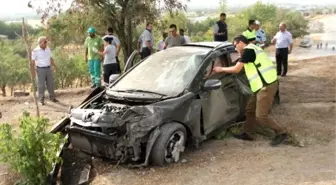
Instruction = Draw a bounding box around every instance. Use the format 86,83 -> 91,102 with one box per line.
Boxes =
66,94 -> 164,165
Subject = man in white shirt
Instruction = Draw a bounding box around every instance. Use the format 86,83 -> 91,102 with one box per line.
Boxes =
139,23 -> 154,59
31,36 -> 57,105
271,22 -> 293,77
255,20 -> 267,48
179,29 -> 191,43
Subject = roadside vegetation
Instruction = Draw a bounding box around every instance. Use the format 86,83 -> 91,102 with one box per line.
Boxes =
0,112 -> 64,185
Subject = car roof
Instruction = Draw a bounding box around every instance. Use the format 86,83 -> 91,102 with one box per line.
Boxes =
183,41 -> 233,48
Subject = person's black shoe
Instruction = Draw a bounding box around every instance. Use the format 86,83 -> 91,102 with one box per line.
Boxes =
281,74 -> 286,77
39,101 -> 45,106
90,84 -> 96,88
271,133 -> 288,146
50,98 -> 59,103
233,133 -> 254,141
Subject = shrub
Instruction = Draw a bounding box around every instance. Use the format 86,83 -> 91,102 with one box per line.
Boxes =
0,112 -> 65,185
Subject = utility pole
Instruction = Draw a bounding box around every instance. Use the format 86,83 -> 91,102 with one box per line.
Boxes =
22,17 -> 40,117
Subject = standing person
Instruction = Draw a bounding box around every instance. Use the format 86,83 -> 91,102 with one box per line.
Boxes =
103,27 -> 121,73
179,29 -> 191,43
139,22 -> 154,59
213,13 -> 228,42
255,20 -> 267,48
164,24 -> 186,49
325,42 -> 328,49
157,32 -> 168,51
212,35 -> 288,146
31,36 -> 58,105
242,20 -> 257,44
85,26 -> 104,88
271,22 -> 293,77
94,37 -> 118,86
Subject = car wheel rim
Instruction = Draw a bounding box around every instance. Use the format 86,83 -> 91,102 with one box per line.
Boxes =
164,131 -> 185,163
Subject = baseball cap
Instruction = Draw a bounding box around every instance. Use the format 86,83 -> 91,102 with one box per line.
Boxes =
255,20 -> 260,25
87,27 -> 96,33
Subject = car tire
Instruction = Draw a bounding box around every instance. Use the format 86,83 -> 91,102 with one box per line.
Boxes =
149,122 -> 187,166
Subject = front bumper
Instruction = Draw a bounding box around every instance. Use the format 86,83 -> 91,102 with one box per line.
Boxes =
66,125 -> 130,162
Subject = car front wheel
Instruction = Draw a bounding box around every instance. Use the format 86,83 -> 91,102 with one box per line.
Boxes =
149,122 -> 187,166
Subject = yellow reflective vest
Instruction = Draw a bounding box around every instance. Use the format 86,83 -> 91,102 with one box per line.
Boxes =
242,29 -> 256,41
244,44 -> 277,92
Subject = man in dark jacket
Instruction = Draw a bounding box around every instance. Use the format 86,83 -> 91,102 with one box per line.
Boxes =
213,13 -> 228,42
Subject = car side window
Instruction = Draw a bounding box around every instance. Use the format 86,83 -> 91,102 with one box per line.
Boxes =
229,51 -> 241,66
204,53 -> 228,79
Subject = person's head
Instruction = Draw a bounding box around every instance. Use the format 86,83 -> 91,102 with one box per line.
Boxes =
169,24 -> 177,37
87,26 -> 96,37
38,36 -> 48,49
179,29 -> 185,36
163,32 -> 168,40
107,26 -> 113,34
255,20 -> 260,30
248,20 -> 256,30
220,13 -> 226,22
233,35 -> 249,52
279,22 -> 286,32
103,36 -> 113,47
146,22 -> 153,31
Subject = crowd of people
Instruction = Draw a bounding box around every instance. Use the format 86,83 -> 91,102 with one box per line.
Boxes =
30,12 -> 294,145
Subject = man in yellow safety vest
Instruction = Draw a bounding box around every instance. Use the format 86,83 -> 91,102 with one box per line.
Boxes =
212,35 -> 288,146
242,20 -> 257,44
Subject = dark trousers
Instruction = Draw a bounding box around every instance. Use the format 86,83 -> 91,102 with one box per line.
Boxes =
275,48 -> 288,76
141,47 -> 151,59
116,57 -> 121,73
103,63 -> 118,85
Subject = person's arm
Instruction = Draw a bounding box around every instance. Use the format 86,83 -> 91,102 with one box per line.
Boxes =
31,50 -> 37,77
164,37 -> 169,50
84,38 -> 88,62
213,23 -> 222,35
114,37 -> 121,56
288,32 -> 293,54
51,57 -> 56,72
271,33 -> 277,44
262,31 -> 267,43
213,49 -> 255,74
181,36 -> 186,45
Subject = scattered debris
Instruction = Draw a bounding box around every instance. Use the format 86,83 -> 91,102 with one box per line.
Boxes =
78,164 -> 91,185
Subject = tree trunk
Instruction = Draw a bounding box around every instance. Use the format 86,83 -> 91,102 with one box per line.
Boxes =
1,85 -> 6,97
126,16 -> 133,60
10,86 -> 14,96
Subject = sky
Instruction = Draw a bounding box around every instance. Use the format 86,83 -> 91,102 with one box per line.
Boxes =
0,0 -> 336,17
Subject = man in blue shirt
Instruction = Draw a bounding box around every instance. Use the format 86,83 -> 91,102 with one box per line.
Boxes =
255,20 -> 267,48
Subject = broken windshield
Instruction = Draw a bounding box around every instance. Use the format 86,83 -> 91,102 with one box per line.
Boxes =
110,46 -> 211,96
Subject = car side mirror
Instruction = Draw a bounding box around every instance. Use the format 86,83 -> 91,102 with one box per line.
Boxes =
203,79 -> 221,91
109,74 -> 121,86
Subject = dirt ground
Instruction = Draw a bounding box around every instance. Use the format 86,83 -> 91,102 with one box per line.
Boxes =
0,55 -> 335,185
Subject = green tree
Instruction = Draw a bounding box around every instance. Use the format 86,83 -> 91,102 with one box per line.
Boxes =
218,0 -> 228,14
0,40 -> 30,96
30,0 -> 188,64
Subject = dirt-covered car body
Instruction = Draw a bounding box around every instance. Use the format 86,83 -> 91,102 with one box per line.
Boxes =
51,42 -> 277,168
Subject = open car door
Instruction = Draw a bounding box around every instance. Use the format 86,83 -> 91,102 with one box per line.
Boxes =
123,51 -> 142,73
199,51 -> 241,136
